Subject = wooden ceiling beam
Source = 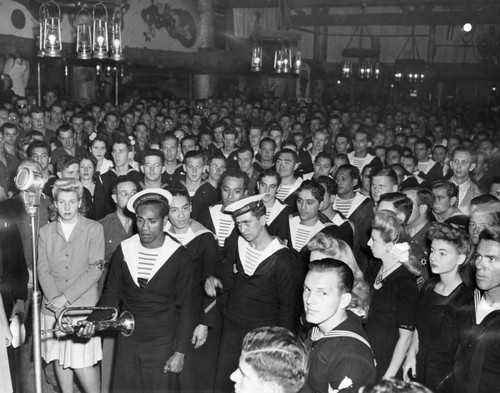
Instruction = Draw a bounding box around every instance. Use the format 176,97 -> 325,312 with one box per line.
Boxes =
289,10 -> 500,26
217,0 -> 500,9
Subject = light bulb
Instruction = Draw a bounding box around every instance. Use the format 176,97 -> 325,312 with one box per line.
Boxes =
48,34 -> 56,45
97,35 -> 104,46
113,39 -> 120,49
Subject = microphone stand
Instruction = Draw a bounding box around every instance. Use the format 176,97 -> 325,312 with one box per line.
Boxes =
22,190 -> 44,393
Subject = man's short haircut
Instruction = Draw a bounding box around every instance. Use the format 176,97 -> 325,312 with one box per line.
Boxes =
112,134 -> 132,151
298,179 -> 325,203
334,153 -> 349,163
432,180 -> 458,199
237,145 -> 254,158
111,175 -> 139,195
143,149 -> 165,165
415,137 -> 432,150
211,120 -> 227,132
56,123 -> 73,137
70,112 -> 84,122
29,106 -> 45,117
222,126 -> 238,138
336,132 -> 349,141
56,156 -> 80,174
478,225 -> 500,246
183,150 -> 205,164
207,151 -> 226,165
241,326 -> 308,393
387,145 -> 403,156
402,154 -> 418,166
372,167 -> 398,186
337,164 -> 360,181
83,115 -> 95,124
181,134 -> 199,147
268,125 -> 284,135
277,148 -> 299,164
105,111 -> 119,121
161,131 -> 179,146
0,122 -> 18,135
133,121 -> 148,132
401,186 -> 435,219
220,167 -> 250,191
316,175 -> 338,195
451,146 -> 477,164
308,258 -> 354,293
259,137 -> 276,149
471,194 -> 500,208
314,151 -> 333,166
379,192 -> 413,224
354,128 -> 372,142
169,186 -> 191,203
257,168 -> 282,187
27,140 -> 51,158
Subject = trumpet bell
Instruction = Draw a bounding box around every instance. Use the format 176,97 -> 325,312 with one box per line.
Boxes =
95,310 -> 135,337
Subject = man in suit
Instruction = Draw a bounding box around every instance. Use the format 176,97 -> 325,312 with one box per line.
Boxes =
448,147 -> 485,215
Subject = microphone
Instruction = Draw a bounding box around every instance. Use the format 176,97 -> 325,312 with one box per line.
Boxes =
15,167 -> 45,210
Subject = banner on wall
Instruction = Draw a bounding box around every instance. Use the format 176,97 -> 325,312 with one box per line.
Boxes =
0,0 -> 200,53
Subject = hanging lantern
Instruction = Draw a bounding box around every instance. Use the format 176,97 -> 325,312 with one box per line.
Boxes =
394,70 -> 403,82
43,1 -> 62,58
281,41 -> 292,73
250,40 -> 263,72
37,4 -> 49,57
358,62 -> 367,79
373,63 -> 381,79
110,9 -> 124,61
293,49 -> 302,74
342,60 -> 352,78
44,17 -> 62,57
93,3 -> 109,59
274,42 -> 283,73
76,8 -> 92,59
365,61 -> 372,79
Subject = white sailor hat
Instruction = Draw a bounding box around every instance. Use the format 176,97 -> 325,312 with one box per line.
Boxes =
224,194 -> 265,217
127,188 -> 173,213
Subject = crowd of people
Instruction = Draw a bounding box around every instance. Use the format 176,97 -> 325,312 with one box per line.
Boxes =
0,87 -> 499,393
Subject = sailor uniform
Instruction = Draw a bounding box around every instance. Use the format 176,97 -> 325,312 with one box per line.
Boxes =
301,311 -> 376,393
214,235 -> 299,392
89,233 -> 194,393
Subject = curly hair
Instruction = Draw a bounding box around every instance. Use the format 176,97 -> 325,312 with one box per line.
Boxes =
427,222 -> 475,287
307,233 -> 370,318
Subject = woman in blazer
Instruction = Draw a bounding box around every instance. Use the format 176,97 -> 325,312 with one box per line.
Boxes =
38,178 -> 104,393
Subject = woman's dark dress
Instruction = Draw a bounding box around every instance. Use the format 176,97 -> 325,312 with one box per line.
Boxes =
364,260 -> 420,380
414,277 -> 473,391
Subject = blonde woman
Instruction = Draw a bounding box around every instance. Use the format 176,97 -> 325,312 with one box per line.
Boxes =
364,210 -> 420,380
38,178 -> 104,393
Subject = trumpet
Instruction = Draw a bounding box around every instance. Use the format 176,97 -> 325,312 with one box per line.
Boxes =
41,306 -> 135,337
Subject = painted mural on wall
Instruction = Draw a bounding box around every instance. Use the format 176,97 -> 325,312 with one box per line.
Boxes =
0,0 -> 200,54
141,1 -> 197,48
123,0 -> 199,52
